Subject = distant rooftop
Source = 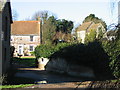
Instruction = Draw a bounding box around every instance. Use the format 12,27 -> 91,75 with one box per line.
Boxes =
11,21 -> 41,35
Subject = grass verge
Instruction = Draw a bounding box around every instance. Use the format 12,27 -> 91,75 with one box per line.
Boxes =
0,84 -> 34,89
12,57 -> 36,67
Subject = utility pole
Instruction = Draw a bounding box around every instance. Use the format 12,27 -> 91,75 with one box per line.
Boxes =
37,17 -> 42,44
40,19 -> 42,44
118,1 -> 120,24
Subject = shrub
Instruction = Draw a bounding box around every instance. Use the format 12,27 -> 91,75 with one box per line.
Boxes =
102,39 -> 120,78
34,43 -> 71,59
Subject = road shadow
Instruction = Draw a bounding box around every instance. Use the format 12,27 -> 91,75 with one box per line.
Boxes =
9,68 -> 95,85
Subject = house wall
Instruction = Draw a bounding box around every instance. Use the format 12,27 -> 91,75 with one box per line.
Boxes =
2,2 -> 12,74
77,31 -> 86,43
11,35 -> 40,56
96,25 -> 106,38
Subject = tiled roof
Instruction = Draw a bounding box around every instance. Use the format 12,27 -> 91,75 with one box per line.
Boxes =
76,22 -> 102,32
76,22 -> 93,31
87,23 -> 101,32
11,21 -> 41,35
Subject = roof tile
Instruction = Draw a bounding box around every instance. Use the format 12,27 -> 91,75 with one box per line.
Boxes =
11,21 -> 41,35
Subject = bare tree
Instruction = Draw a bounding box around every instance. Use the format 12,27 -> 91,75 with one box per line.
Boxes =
31,10 -> 49,24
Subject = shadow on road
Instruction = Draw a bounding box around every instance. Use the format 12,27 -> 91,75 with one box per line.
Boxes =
13,68 -> 93,85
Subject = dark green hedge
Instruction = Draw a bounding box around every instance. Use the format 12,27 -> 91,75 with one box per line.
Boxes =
102,38 -> 120,78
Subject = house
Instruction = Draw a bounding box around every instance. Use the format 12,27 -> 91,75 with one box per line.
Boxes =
11,21 -> 41,56
103,30 -> 118,41
0,0 -> 13,74
76,21 -> 106,43
52,31 -> 72,44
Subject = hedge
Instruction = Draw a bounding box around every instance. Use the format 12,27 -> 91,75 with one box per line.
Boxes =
34,43 -> 72,59
102,38 -> 120,78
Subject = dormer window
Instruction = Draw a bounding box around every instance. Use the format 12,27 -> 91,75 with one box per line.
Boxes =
30,36 -> 33,41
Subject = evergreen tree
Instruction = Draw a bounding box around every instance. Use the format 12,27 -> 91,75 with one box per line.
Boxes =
83,14 -> 107,30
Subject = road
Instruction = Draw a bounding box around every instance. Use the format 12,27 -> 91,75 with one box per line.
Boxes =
14,68 -> 92,89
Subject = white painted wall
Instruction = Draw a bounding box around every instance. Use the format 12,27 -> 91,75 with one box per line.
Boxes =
11,35 -> 40,56
38,57 -> 49,70
77,31 -> 86,43
11,35 -> 40,43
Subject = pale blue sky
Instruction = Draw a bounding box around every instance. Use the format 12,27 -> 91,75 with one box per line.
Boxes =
11,0 -> 119,29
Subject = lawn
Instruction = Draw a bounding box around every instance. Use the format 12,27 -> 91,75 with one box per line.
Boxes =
12,57 -> 36,67
0,84 -> 34,89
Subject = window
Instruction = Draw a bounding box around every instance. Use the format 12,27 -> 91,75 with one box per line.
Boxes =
30,36 -> 33,41
29,46 -> 33,51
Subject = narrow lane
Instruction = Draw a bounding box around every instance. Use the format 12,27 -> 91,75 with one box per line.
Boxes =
15,68 -> 86,84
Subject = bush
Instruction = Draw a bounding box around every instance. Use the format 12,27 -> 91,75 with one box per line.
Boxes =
34,43 -> 71,59
102,39 -> 120,78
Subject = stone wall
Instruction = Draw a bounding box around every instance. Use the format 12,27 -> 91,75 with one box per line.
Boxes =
38,57 -> 49,70
45,58 -> 95,78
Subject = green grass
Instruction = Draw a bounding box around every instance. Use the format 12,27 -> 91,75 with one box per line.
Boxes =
13,57 -> 36,67
0,84 -> 34,89
110,79 -> 120,83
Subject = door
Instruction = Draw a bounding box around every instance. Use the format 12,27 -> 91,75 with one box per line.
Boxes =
18,45 -> 23,55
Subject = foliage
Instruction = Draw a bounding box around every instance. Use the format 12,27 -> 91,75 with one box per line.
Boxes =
31,10 -> 49,23
97,27 -> 104,39
42,16 -> 57,44
30,51 -> 35,56
34,43 -> 71,59
83,14 -> 107,29
102,38 -> 120,78
12,57 -> 36,67
0,75 -> 7,85
84,29 -> 97,43
52,19 -> 73,43
29,11 -> 74,44
56,19 -> 73,33
35,44 -> 54,58
0,84 -> 34,88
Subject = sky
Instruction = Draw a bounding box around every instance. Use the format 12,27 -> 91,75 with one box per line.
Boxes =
11,0 -> 119,29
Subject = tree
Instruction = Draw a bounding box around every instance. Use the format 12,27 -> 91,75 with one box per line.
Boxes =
42,16 -> 57,44
12,9 -> 19,21
56,19 -> 73,33
53,19 -> 73,43
28,11 -> 73,44
97,27 -> 104,40
85,29 -> 97,43
83,14 -> 107,30
31,10 -> 50,24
